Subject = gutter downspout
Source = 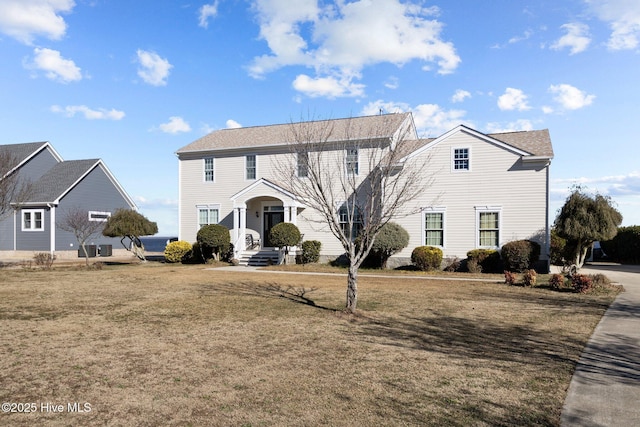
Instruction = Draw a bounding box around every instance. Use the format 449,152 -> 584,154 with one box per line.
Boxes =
545,164 -> 551,274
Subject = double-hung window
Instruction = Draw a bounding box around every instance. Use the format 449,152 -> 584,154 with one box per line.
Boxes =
477,207 -> 501,248
338,203 -> 363,240
198,205 -> 220,229
246,155 -> 256,180
346,148 -> 359,175
424,208 -> 445,247
22,209 -> 44,231
204,157 -> 214,182
453,148 -> 470,171
297,152 -> 309,178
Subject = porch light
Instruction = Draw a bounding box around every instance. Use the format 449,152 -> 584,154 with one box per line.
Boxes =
256,211 -> 259,217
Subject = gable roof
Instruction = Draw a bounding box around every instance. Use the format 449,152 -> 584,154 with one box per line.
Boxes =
177,113 -> 413,154
22,159 -> 136,208
0,142 -> 63,177
488,129 -> 553,157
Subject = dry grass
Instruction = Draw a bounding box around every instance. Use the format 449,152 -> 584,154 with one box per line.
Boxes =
0,262 -> 619,426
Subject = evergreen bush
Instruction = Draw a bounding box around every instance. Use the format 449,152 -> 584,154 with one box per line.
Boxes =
411,246 -> 443,271
365,222 -> 410,268
197,224 -> 230,261
164,240 -> 192,263
601,226 -> 640,264
466,249 -> 501,273
501,240 -> 541,272
300,240 -> 321,264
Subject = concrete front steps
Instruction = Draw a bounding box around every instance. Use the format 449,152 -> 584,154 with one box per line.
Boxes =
239,249 -> 280,266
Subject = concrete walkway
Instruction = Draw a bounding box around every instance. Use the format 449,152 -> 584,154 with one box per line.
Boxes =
561,264 -> 640,427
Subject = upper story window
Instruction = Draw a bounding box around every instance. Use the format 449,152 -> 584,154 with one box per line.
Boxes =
453,148 -> 470,171
22,209 -> 44,231
246,155 -> 256,180
477,208 -> 501,248
297,152 -> 309,178
89,211 -> 111,222
346,148 -> 359,175
204,157 -> 214,182
198,205 -> 220,229
338,203 -> 363,240
424,208 -> 445,247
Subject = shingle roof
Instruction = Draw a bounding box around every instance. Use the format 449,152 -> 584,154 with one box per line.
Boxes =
26,159 -> 99,203
177,113 -> 412,153
0,142 -> 49,166
489,129 -> 554,157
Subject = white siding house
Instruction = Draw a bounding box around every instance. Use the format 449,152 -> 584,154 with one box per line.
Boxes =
176,113 -> 553,269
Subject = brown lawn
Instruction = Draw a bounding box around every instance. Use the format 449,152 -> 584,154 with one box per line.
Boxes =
0,262 -> 618,426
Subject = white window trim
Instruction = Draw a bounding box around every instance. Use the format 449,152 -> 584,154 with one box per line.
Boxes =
422,206 -> 446,249
88,211 -> 111,222
345,148 -> 359,176
196,204 -> 221,230
22,209 -> 45,232
451,146 -> 471,172
203,157 -> 215,183
245,154 -> 257,181
475,206 -> 502,249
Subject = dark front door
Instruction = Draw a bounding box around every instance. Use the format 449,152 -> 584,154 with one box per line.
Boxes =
263,212 -> 284,247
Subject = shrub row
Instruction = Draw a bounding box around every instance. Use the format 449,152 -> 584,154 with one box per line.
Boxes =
601,225 -> 640,264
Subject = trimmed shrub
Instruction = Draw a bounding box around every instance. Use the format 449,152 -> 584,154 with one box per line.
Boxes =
549,273 -> 566,290
466,249 -> 501,273
197,224 -> 230,261
501,240 -> 541,272
269,223 -> 301,249
550,229 -> 567,266
601,226 -> 640,264
164,240 -> 192,263
411,246 -> 443,271
504,270 -> 517,286
523,269 -> 537,287
443,257 -> 461,272
572,274 -> 593,294
366,222 -> 410,268
300,240 -> 321,264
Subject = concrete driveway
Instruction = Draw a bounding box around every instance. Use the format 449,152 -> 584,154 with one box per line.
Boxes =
561,263 -> 640,426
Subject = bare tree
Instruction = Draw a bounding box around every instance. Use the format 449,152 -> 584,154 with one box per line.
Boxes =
0,151 -> 34,222
58,207 -> 106,266
274,115 -> 432,313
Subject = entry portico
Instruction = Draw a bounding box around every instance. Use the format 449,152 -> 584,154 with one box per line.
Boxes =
230,178 -> 303,258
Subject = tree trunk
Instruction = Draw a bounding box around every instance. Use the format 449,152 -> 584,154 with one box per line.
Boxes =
575,245 -> 589,269
346,263 -> 358,313
80,242 -> 89,267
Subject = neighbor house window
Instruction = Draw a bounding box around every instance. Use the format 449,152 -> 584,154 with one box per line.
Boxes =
22,209 -> 44,231
89,211 -> 111,222
424,208 -> 445,247
297,152 -> 309,178
198,205 -> 220,229
338,203 -> 363,240
204,157 -> 214,182
477,208 -> 501,248
346,148 -> 359,175
453,148 -> 470,171
246,155 -> 256,180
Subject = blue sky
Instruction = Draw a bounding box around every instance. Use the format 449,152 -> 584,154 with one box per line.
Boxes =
1,0 -> 639,236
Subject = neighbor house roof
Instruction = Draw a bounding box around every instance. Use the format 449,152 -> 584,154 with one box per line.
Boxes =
24,159 -> 101,204
0,142 -> 63,176
177,113 -> 413,154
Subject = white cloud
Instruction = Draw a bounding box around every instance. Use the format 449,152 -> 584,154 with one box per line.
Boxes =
585,0 -> 640,50
136,50 -> 172,86
159,116 -> 191,134
292,73 -> 365,98
198,2 -> 218,28
485,119 -> 534,133
226,119 -> 242,128
0,0 -> 75,44
451,89 -> 471,103
27,47 -> 82,83
384,76 -> 399,90
548,83 -> 595,110
249,0 -> 460,98
361,100 -> 468,136
497,88 -> 531,111
50,105 -> 125,120
551,22 -> 591,54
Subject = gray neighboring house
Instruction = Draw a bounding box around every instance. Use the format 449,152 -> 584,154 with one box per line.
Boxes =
0,142 -> 136,257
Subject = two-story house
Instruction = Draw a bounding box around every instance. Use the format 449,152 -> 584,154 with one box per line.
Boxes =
176,112 -> 553,269
0,142 -> 137,258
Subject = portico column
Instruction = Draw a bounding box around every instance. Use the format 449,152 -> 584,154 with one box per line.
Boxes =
284,205 -> 290,223
239,207 -> 246,250
290,206 -> 297,225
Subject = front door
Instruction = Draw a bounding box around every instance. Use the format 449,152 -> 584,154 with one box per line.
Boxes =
263,211 -> 284,247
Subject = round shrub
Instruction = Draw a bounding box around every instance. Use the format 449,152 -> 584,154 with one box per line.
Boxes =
269,222 -> 301,248
501,240 -> 541,272
411,246 -> 443,271
300,240 -> 321,264
466,249 -> 501,273
164,240 -> 192,263
367,222 -> 410,268
197,224 -> 230,261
